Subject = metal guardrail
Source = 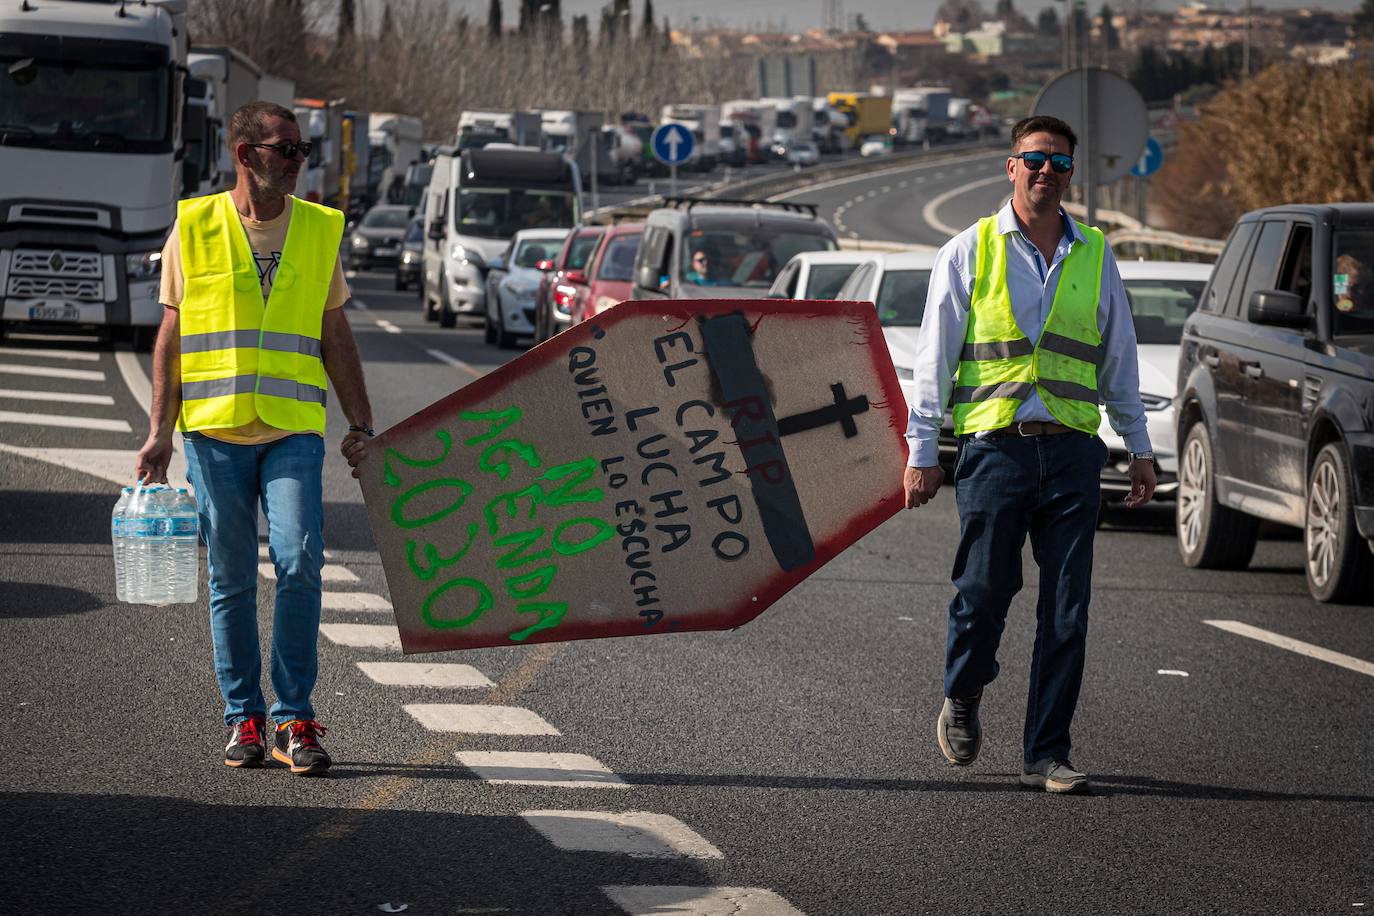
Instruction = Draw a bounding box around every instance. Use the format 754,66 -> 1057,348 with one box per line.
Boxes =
1108,227 -> 1225,258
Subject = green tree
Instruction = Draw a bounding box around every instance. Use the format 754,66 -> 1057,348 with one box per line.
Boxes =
336,0 -> 355,53
1099,4 -> 1118,51
572,13 -> 590,51
488,0 -> 502,42
1353,0 -> 1374,40
641,0 -> 656,40
1036,5 -> 1059,35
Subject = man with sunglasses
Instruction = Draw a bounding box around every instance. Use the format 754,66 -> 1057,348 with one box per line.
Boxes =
903,115 -> 1155,794
135,101 -> 374,777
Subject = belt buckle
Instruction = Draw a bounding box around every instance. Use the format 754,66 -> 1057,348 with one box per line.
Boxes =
1016,421 -> 1034,437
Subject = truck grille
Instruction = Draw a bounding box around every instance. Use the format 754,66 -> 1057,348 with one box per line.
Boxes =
7,276 -> 103,301
7,249 -> 106,303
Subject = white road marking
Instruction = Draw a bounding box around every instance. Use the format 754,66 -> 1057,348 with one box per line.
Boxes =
0,388 -> 114,405
601,886 -> 804,915
767,150 -> 1002,201
0,363 -> 105,382
257,543 -> 336,560
0,443 -> 189,489
319,623 -> 401,650
6,332 -> 100,343
921,174 -> 1007,238
523,811 -> 724,859
0,347 -> 101,362
454,751 -> 629,788
405,703 -> 561,735
259,562 -> 359,582
114,350 -> 152,418
0,410 -> 131,432
1157,669 -> 1189,677
321,592 -> 392,611
1204,620 -> 1374,678
350,298 -> 368,309
356,661 -> 494,688
426,348 -> 483,379
376,319 -> 402,334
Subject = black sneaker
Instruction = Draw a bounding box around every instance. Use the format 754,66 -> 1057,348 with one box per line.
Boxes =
272,719 -> 331,776
224,715 -> 267,768
936,689 -> 983,766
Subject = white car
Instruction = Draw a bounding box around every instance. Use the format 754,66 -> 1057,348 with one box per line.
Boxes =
767,250 -> 879,300
860,136 -> 892,158
1099,259 -> 1213,501
485,228 -> 570,349
784,141 -> 820,167
833,249 -> 939,432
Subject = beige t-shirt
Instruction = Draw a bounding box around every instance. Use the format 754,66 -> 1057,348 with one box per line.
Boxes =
160,197 -> 349,445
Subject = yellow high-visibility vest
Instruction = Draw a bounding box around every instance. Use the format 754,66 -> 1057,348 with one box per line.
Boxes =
952,215 -> 1106,436
176,193 -> 342,435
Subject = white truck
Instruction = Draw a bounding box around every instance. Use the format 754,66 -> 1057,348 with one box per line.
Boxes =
456,110 -> 541,150
659,104 -> 721,171
721,99 -> 775,164
368,113 -> 423,206
0,0 -> 188,344
891,87 -> 951,146
761,97 -> 815,149
946,97 -> 973,140
810,97 -> 849,153
293,98 -> 346,207
179,72 -> 221,199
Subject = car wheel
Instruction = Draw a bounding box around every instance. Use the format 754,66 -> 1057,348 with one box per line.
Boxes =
438,277 -> 457,329
1176,422 -> 1258,569
496,302 -> 517,349
1304,443 -> 1374,603
483,292 -> 498,344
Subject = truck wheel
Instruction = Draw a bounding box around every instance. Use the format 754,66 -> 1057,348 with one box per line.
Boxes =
1176,422 -> 1258,569
1305,443 -> 1374,603
438,281 -> 457,329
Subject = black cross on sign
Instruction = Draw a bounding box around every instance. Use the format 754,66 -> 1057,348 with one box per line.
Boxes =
777,382 -> 870,439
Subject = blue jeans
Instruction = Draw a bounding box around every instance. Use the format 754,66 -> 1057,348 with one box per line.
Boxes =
182,431 -> 325,726
944,431 -> 1106,767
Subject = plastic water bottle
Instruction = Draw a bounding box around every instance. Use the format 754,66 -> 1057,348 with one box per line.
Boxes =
168,488 -> 200,604
111,487 -> 133,602
125,485 -> 172,605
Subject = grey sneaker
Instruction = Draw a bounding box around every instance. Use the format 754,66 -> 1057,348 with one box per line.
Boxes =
1021,758 -> 1090,794
936,690 -> 982,766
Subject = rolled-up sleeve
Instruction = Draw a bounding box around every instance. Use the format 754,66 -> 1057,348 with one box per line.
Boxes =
1096,247 -> 1151,454
905,236 -> 973,467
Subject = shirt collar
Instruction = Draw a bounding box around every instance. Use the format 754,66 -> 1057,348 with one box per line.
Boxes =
995,201 -> 1084,247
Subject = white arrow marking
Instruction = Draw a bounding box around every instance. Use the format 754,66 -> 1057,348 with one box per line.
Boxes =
665,126 -> 683,161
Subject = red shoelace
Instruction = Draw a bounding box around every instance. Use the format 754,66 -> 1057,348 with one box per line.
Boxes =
236,717 -> 263,746
287,719 -> 328,748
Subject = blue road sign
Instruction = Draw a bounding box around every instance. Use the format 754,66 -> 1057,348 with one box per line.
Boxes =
1130,136 -> 1164,178
652,123 -> 694,167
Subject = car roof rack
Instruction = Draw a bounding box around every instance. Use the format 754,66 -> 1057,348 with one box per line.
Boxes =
660,197 -> 818,218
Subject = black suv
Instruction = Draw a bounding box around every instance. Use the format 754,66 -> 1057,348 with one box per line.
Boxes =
1174,204 -> 1374,602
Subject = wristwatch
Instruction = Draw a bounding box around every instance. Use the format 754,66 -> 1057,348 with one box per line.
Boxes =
1129,451 -> 1154,462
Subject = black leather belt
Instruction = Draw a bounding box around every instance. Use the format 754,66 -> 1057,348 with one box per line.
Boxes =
983,421 -> 1076,438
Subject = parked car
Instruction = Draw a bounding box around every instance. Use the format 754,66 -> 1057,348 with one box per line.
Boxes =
1174,203 -> 1374,602
485,228 -> 570,348
396,216 -> 424,293
534,225 -> 605,344
834,250 -> 937,435
768,250 -> 878,300
579,223 -> 643,322
860,135 -> 892,158
349,204 -> 412,271
1097,260 -> 1213,502
785,141 -> 820,167
632,198 -> 838,301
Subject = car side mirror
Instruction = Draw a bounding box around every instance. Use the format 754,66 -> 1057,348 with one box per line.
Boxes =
489,256 -> 506,271
427,219 -> 445,240
1248,289 -> 1309,329
565,270 -> 587,284
537,259 -> 556,271
635,264 -> 660,291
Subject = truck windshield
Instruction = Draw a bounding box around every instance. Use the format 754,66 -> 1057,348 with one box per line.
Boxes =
775,111 -> 798,129
544,134 -> 570,153
1122,278 -> 1205,344
404,164 -> 432,208
874,269 -> 931,326
459,127 -> 507,150
0,59 -> 171,152
682,229 -> 836,289
1333,230 -> 1374,336
455,189 -> 578,238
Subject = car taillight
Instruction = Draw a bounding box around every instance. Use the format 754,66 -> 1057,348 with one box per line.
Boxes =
553,285 -> 575,315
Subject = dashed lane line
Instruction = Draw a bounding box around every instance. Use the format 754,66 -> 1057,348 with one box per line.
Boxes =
1204,620 -> 1374,678
321,592 -> 391,611
318,622 -> 401,650
454,750 -> 630,788
356,661 -> 494,688
0,363 -> 105,382
0,388 -> 114,406
601,886 -> 805,915
0,347 -> 101,361
405,703 -> 562,735
426,347 -> 484,379
523,810 -> 724,860
0,410 -> 131,433
256,543 -> 335,560
259,562 -> 358,582
376,319 -> 402,334
921,174 -> 1007,239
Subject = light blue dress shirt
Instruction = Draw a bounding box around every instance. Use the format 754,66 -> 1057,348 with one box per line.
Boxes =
905,202 -> 1151,468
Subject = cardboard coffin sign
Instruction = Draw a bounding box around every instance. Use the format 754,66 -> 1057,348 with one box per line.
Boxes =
358,299 -> 907,654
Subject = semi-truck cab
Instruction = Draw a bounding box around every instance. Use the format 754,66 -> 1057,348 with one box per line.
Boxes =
0,0 -> 188,343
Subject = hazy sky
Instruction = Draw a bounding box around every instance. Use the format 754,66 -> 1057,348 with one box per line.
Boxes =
444,0 -> 1361,33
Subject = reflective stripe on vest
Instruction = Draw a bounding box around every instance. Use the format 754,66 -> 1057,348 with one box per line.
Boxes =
951,215 -> 1106,436
175,193 -> 342,434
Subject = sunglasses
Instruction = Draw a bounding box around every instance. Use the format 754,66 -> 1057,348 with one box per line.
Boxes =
1014,151 -> 1074,173
248,140 -> 313,159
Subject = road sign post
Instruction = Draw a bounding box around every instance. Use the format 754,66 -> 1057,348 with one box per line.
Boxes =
652,123 -> 694,199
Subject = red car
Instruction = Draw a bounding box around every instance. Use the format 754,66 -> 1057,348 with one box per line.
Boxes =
534,225 -> 605,344
576,223 -> 643,323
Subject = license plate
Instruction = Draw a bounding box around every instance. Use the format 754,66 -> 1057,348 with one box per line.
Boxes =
29,304 -> 80,322
376,247 -> 397,256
